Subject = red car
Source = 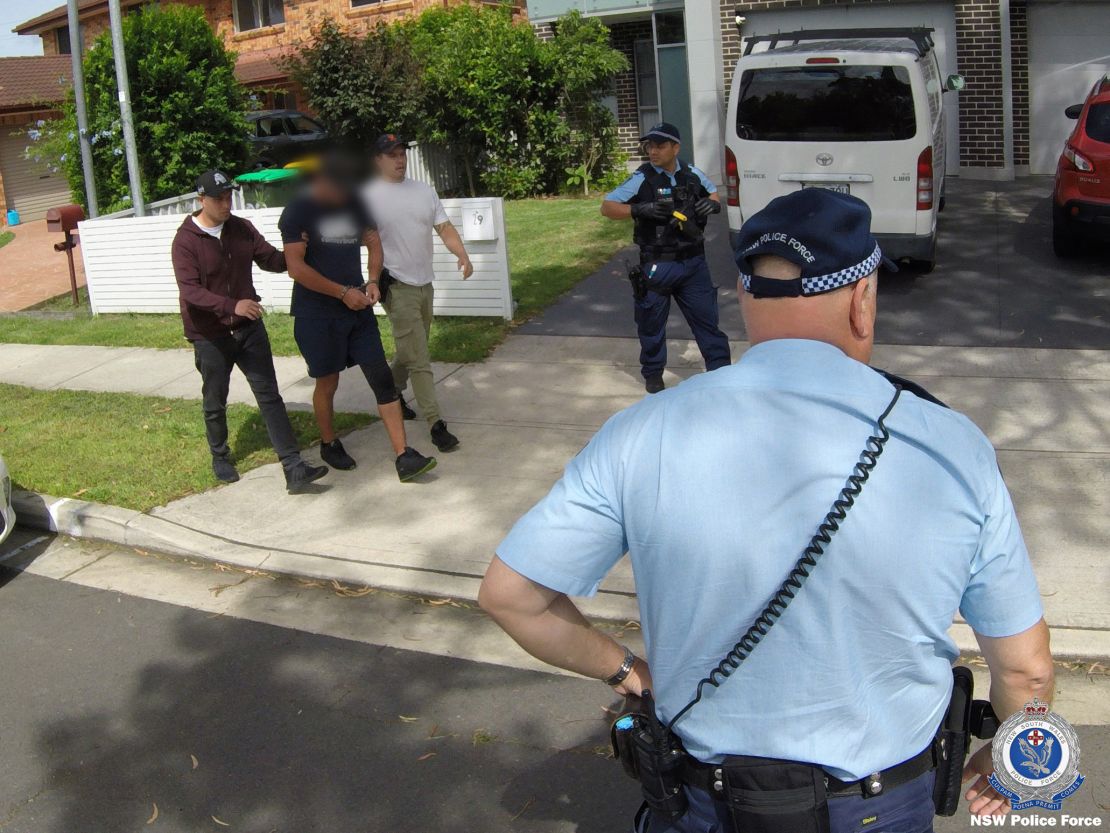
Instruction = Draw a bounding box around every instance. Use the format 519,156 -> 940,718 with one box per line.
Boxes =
1053,76 -> 1110,257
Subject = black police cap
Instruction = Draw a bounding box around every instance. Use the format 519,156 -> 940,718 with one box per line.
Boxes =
734,189 -> 897,299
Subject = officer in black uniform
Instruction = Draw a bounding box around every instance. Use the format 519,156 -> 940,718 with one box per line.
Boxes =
602,123 -> 731,393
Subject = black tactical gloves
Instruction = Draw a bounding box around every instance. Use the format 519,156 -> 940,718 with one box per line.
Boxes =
694,197 -> 722,217
631,201 -> 674,222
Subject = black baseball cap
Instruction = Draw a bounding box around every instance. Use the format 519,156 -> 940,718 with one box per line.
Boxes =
374,133 -> 412,154
734,189 -> 897,299
640,122 -> 681,144
195,169 -> 240,197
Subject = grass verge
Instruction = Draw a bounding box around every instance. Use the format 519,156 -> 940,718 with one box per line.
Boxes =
0,197 -> 628,363
0,231 -> 13,250
0,383 -> 372,510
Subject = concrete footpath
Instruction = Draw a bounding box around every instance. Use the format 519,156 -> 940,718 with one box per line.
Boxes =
2,335 -> 1108,657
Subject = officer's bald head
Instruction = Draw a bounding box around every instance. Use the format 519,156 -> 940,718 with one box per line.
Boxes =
740,255 -> 878,364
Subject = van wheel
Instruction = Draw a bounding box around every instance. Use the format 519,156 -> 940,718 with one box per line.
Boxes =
911,258 -> 936,274
1052,208 -> 1081,258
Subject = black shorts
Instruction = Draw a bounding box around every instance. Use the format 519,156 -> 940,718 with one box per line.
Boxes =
293,311 -> 388,378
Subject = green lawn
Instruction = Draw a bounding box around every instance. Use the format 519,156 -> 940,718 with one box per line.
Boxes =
0,231 -> 13,250
0,197 -> 628,363
0,383 -> 372,510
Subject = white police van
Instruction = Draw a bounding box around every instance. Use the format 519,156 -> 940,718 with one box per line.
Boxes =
724,28 -> 964,271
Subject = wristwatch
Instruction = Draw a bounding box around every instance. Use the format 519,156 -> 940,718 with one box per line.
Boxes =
605,645 -> 636,687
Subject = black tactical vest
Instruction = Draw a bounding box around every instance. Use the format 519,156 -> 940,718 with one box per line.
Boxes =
630,161 -> 710,257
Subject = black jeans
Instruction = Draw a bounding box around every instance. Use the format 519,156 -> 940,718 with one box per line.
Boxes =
192,320 -> 302,471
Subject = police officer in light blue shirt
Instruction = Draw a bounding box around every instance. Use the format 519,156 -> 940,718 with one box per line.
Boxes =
479,189 -> 1054,833
602,123 -> 731,394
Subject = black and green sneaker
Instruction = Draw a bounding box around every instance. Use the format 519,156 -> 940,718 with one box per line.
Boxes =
396,447 -> 436,482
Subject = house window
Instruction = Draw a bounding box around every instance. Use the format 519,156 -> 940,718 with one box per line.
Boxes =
273,89 -> 297,110
234,0 -> 284,32
633,39 -> 660,138
351,0 -> 383,6
55,26 -> 71,55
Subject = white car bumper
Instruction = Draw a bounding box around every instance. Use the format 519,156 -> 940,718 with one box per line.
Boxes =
0,457 -> 15,547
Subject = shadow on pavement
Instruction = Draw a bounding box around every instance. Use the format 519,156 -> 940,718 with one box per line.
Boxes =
18,580 -> 636,832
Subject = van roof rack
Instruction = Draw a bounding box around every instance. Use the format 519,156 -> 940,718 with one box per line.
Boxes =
742,28 -> 935,57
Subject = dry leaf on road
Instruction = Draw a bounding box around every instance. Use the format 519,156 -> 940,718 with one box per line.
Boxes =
146,803 -> 159,824
190,754 -> 199,770
212,815 -> 230,827
417,752 -> 437,761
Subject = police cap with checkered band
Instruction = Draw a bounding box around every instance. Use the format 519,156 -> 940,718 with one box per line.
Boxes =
734,189 -> 897,299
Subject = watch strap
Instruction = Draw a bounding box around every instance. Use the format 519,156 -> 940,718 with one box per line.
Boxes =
605,645 -> 636,687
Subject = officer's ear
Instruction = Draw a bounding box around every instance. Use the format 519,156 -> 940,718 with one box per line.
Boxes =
848,273 -> 877,341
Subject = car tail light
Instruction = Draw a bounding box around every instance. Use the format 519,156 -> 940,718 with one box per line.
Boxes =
725,146 -> 739,207
806,57 -> 840,64
916,147 -> 934,210
1063,146 -> 1095,173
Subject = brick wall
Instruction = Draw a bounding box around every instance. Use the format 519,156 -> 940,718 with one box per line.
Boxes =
1010,0 -> 1029,168
718,0 -> 1026,172
609,20 -> 653,160
953,0 -> 1006,167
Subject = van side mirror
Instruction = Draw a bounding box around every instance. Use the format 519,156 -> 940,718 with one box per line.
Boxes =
944,74 -> 965,92
1064,103 -> 1083,119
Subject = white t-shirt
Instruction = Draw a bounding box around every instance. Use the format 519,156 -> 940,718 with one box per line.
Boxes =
363,177 -> 449,287
192,215 -> 224,240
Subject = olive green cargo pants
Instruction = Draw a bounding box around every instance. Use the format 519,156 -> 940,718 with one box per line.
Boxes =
382,281 -> 440,425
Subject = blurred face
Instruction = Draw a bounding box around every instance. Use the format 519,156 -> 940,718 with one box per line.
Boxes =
309,173 -> 348,206
199,191 -> 233,225
643,139 -> 680,170
377,146 -> 407,181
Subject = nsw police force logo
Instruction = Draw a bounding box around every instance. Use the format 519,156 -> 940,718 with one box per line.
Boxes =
989,698 -> 1084,811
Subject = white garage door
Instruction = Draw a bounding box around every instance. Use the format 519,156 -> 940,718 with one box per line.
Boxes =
0,127 -> 73,222
1028,1 -> 1110,174
737,3 -> 960,175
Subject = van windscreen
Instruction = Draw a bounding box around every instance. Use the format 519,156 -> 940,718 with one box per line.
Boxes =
736,65 -> 916,141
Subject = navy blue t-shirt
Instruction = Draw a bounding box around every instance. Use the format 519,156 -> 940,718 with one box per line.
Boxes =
279,194 -> 376,318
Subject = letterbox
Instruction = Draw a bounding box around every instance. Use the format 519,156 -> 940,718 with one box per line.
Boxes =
46,204 -> 85,234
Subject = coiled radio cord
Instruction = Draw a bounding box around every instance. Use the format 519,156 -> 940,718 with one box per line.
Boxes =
666,386 -> 904,733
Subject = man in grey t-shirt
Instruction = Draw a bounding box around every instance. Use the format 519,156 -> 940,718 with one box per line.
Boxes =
364,134 -> 473,452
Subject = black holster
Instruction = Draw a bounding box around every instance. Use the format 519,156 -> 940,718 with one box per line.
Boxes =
932,666 -> 999,816
611,691 -> 689,823
378,268 -> 396,303
627,263 -> 648,301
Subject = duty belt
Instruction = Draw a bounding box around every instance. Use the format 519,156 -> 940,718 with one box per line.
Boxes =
681,744 -> 935,801
640,244 -> 704,264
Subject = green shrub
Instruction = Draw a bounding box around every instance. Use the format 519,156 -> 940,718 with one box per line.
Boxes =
26,4 -> 250,213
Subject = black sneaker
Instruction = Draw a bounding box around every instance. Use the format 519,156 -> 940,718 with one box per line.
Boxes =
400,398 -> 417,421
430,420 -> 460,452
286,461 -> 328,494
212,456 -> 240,483
320,439 -> 356,470
645,375 -> 665,394
396,447 -> 437,482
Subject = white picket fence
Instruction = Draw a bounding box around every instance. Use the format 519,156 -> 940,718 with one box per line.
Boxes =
79,199 -> 513,320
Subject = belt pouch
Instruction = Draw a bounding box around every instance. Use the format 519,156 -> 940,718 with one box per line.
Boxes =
720,756 -> 831,833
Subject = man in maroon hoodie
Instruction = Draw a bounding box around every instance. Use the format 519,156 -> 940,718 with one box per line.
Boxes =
172,169 -> 328,494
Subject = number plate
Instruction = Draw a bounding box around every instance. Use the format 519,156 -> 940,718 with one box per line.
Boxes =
804,183 -> 850,195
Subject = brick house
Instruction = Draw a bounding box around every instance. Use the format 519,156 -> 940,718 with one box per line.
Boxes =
0,56 -> 75,221
529,0 -> 1110,184
2,0 -> 520,220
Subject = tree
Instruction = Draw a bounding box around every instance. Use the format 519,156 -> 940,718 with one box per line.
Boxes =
28,4 -> 250,213
548,11 -> 628,195
283,17 -> 424,151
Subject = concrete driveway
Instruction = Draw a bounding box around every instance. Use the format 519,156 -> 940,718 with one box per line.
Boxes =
520,177 -> 1110,350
